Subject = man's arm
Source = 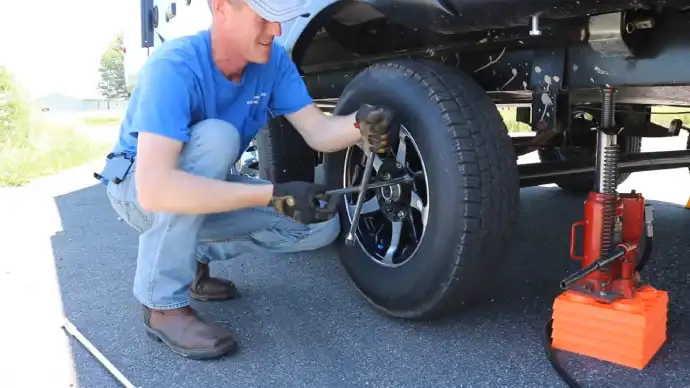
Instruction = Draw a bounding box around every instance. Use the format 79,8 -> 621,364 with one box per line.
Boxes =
136,133 -> 273,214
269,46 -> 362,153
285,105 -> 362,153
132,60 -> 273,214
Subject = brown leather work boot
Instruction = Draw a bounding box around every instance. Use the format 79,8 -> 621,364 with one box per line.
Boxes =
190,262 -> 241,301
143,305 -> 238,359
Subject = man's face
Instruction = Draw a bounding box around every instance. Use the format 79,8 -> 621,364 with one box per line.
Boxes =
213,0 -> 282,64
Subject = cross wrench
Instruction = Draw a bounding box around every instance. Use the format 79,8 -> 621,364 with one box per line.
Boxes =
345,150 -> 376,246
323,173 -> 421,197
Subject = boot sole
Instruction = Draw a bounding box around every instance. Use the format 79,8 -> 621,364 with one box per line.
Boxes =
189,291 -> 239,302
145,327 -> 238,360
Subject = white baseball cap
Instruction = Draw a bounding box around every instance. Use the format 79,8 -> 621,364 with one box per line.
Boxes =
245,0 -> 310,23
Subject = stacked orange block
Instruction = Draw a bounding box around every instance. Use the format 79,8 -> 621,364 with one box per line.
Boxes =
550,285 -> 668,369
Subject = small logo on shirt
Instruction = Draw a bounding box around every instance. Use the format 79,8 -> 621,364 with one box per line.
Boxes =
247,93 -> 267,105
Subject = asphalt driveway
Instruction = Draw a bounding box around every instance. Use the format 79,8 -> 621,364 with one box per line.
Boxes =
2,137 -> 689,388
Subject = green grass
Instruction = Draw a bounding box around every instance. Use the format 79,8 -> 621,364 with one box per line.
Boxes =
498,107 -> 531,133
650,106 -> 690,127
81,115 -> 122,126
497,105 -> 690,133
0,118 -> 112,187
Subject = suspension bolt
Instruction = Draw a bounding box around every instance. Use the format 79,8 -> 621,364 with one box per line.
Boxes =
397,210 -> 406,218
382,173 -> 391,180
670,119 -> 683,135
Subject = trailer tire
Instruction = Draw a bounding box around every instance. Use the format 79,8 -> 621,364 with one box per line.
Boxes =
323,59 -> 520,320
255,117 -> 316,183
538,133 -> 642,193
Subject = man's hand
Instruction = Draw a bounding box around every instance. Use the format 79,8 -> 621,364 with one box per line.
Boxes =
269,181 -> 337,224
355,104 -> 399,154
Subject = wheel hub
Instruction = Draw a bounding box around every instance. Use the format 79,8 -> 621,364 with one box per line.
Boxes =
380,184 -> 401,202
376,157 -> 412,222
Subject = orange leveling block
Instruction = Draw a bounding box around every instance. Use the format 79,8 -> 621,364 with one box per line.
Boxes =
544,88 -> 668,388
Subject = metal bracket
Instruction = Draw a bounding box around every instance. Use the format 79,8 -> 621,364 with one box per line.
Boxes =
588,11 -> 657,58
530,50 -> 567,132
588,12 -> 631,57
645,204 -> 654,238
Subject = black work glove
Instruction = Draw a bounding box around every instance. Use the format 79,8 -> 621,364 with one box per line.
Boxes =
269,181 -> 339,224
355,104 -> 399,154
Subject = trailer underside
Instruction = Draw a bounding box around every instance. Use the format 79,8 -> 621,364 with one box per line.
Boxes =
300,7 -> 690,106
253,3 -> 690,191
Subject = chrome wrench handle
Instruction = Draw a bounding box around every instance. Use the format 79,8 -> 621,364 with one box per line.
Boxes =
345,150 -> 376,246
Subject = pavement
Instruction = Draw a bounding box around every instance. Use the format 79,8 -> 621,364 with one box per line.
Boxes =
2,135 -> 690,388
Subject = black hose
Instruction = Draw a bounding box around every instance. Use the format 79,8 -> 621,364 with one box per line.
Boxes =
543,319 -> 581,388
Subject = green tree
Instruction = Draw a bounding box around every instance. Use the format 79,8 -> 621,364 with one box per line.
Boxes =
97,33 -> 129,99
0,66 -> 29,147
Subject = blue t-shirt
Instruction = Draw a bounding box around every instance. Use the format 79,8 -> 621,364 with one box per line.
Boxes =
110,29 -> 313,159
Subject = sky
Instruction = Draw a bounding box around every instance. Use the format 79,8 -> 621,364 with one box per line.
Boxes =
0,0 -> 134,99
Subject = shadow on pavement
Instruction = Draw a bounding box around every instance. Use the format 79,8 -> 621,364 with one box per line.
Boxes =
50,182 -> 689,388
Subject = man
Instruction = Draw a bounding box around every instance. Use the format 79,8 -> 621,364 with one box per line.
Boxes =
101,0 -> 397,360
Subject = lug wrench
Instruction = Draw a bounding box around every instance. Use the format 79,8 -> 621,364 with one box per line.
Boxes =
344,151 -> 376,246
62,318 -> 141,388
323,174 -> 420,196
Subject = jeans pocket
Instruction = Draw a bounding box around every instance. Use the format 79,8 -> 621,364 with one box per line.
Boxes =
107,191 -> 130,222
123,200 -> 152,232
106,181 -> 151,232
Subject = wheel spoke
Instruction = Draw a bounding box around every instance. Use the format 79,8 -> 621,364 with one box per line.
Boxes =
373,154 -> 383,171
355,142 -> 384,171
410,192 -> 428,226
345,126 -> 428,268
396,133 -> 407,165
383,221 -> 402,264
348,197 -> 379,215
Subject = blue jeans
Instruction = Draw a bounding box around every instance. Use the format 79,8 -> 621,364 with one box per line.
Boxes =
106,119 -> 340,310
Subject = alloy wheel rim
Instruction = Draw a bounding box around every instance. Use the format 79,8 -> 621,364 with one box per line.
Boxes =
342,125 -> 430,268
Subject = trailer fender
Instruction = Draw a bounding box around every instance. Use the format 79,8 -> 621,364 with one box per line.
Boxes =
276,0 -> 346,55
280,0 -> 458,60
